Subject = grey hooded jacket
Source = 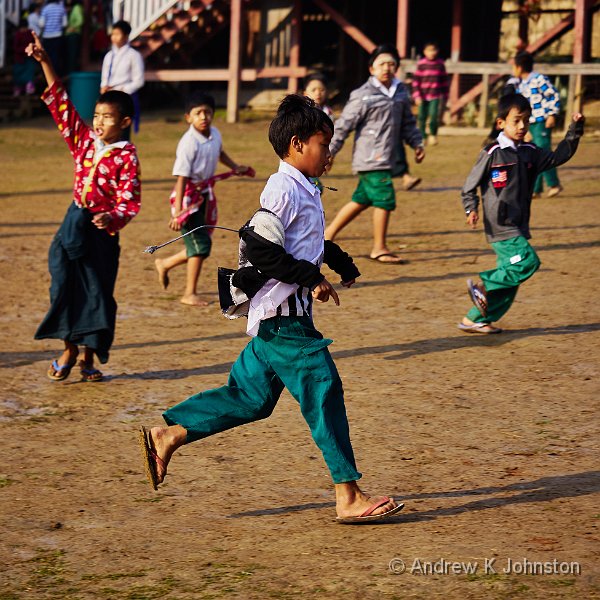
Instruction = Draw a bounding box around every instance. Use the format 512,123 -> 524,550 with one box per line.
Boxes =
329,78 -> 423,172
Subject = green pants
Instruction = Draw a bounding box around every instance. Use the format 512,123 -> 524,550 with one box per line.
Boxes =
418,98 -> 440,137
529,121 -> 560,193
466,236 -> 541,324
163,315 -> 361,484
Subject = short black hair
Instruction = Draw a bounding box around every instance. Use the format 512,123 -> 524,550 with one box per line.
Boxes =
497,93 -> 531,120
97,90 -> 135,119
514,51 -> 534,73
268,94 -> 334,159
303,72 -> 328,89
185,91 -> 216,113
368,44 -> 400,67
423,41 -> 439,50
112,20 -> 132,37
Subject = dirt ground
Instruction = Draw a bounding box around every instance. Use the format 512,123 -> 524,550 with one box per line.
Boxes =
1,110 -> 599,600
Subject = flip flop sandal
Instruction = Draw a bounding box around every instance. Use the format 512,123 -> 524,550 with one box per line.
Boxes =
336,497 -> 405,524
47,359 -> 76,381
458,322 -> 502,334
80,364 -> 103,382
370,253 -> 405,264
138,426 -> 167,491
467,279 -> 488,317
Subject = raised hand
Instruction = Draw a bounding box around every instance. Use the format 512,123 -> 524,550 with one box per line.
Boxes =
25,30 -> 47,63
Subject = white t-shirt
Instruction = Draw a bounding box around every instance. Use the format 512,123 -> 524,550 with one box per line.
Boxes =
172,124 -> 222,182
101,44 -> 145,95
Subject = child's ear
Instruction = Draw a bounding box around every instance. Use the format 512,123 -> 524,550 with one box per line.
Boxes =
120,116 -> 132,130
496,117 -> 505,130
290,134 -> 303,153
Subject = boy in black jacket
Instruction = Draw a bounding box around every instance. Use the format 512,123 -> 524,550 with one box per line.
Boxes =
459,93 -> 584,334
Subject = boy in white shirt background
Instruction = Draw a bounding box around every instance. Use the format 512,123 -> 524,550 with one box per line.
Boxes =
100,20 -> 144,135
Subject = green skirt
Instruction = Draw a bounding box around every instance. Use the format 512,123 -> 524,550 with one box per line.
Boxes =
34,203 -> 120,363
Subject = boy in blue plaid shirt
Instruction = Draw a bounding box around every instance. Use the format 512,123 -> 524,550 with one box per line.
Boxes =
513,51 -> 562,198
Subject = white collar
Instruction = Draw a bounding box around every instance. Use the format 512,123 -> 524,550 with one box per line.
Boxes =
189,124 -> 213,144
94,138 -> 128,156
112,43 -> 130,54
497,131 -> 518,149
278,161 -> 317,196
369,76 -> 401,98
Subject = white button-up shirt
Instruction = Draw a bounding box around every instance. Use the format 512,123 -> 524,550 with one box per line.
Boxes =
247,161 -> 325,336
172,125 -> 222,182
101,44 -> 145,95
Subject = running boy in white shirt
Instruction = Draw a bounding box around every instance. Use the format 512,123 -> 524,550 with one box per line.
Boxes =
155,91 -> 252,306
140,95 -> 404,523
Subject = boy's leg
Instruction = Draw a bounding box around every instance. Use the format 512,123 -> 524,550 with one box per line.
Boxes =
466,236 -> 541,324
529,122 -> 560,194
148,335 -> 285,483
417,101 -> 428,137
266,317 -> 361,484
324,175 -> 370,241
428,98 -> 440,136
180,210 -> 212,306
155,249 -> 187,290
541,127 -> 561,191
163,335 -> 284,443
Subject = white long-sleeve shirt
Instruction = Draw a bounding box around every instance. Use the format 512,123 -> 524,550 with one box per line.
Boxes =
247,161 -> 325,336
100,44 -> 145,95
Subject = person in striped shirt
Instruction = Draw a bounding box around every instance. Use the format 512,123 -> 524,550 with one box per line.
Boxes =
40,0 -> 67,75
139,95 -> 405,523
412,42 -> 448,146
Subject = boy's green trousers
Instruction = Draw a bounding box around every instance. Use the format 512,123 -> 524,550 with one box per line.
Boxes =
467,236 -> 541,324
163,315 -> 362,484
529,121 -> 560,193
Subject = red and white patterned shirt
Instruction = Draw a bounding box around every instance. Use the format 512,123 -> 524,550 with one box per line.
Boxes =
42,80 -> 141,234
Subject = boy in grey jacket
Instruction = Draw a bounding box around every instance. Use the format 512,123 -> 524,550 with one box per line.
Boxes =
325,44 -> 424,264
460,93 -> 584,334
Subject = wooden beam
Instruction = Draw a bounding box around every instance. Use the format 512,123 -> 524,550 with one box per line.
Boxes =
396,0 -> 409,59
288,0 -> 302,93
449,0 -> 463,119
227,0 -> 242,123
477,72 -> 489,128
311,0 -> 376,53
145,66 -> 309,83
573,0 -> 592,63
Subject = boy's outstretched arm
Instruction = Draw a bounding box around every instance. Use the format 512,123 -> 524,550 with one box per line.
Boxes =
220,149 -> 253,176
25,31 -> 57,88
536,113 -> 584,173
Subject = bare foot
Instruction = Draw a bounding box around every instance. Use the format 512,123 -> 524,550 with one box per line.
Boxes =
180,294 -> 209,306
155,258 -> 169,290
335,482 -> 399,519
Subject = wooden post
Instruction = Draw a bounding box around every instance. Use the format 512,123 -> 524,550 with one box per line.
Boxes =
449,0 -> 463,120
288,0 -> 302,93
565,73 -> 576,129
81,0 -> 92,70
573,0 -> 591,114
227,0 -> 242,123
477,72 -> 489,128
396,0 -> 409,59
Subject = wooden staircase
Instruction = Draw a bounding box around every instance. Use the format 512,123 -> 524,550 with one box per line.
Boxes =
116,0 -> 232,68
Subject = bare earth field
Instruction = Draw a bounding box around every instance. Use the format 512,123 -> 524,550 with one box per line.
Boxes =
0,111 -> 599,600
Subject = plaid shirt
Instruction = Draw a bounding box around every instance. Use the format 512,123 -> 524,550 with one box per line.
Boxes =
42,81 -> 141,234
517,72 -> 561,124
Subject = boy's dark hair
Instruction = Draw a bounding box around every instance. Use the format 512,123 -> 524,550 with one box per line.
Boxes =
185,91 -> 216,114
97,90 -> 135,120
484,93 -> 531,144
368,44 -> 400,67
112,20 -> 132,37
497,92 -> 531,120
423,41 -> 439,49
268,94 -> 334,159
514,51 -> 534,73
303,72 -> 328,89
